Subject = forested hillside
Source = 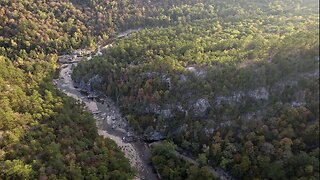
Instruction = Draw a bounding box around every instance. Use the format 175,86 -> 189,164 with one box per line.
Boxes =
0,56 -> 134,179
0,0 -> 319,179
73,0 -> 320,179
0,0 -> 192,178
1,0 -> 227,178
0,0 -> 213,59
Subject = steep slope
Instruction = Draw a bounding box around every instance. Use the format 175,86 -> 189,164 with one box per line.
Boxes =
72,0 -> 319,179
0,56 -> 134,178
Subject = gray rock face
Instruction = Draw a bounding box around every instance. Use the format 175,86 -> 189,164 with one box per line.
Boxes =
136,98 -> 209,118
215,87 -> 269,106
204,127 -> 215,135
220,120 -> 232,127
76,75 -> 103,93
145,131 -> 165,141
247,87 -> 269,100
193,98 -> 210,115
140,72 -> 172,89
74,66 -> 317,133
215,92 -> 243,105
186,66 -> 207,78
88,75 -> 103,85
134,103 -> 159,115
161,75 -> 172,90
141,72 -> 160,78
303,69 -> 319,78
177,103 -> 188,115
135,103 -> 173,119
160,109 -> 172,119
135,100 -> 212,119
274,80 -> 298,93
179,74 -> 188,82
78,81 -> 91,92
291,101 -> 306,107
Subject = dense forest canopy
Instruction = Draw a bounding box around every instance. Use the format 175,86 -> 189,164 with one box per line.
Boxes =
0,56 -> 134,179
0,0 -> 319,179
72,0 -> 319,179
0,0 -> 178,178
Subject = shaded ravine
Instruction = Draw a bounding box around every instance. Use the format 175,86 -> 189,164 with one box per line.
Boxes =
150,141 -> 235,180
55,29 -> 158,180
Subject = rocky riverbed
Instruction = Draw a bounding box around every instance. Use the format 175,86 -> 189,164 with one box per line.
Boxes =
56,63 -> 158,180
54,29 -> 158,180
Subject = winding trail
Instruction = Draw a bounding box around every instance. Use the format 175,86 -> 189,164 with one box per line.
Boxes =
55,29 -> 158,180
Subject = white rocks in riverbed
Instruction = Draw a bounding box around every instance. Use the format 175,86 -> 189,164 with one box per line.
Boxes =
93,110 -> 100,114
